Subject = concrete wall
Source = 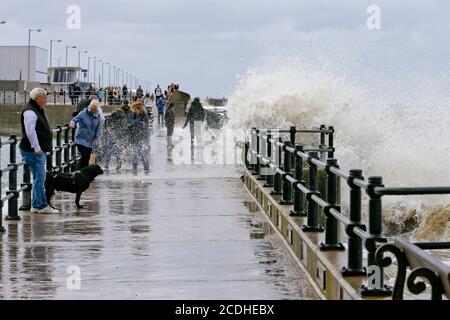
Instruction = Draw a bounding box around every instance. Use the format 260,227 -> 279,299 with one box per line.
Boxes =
0,104 -> 120,135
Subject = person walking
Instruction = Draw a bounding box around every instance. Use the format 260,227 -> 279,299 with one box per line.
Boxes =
156,97 -> 165,127
122,84 -> 128,100
69,99 -> 102,169
19,88 -> 60,214
98,88 -> 105,103
129,101 -> 150,175
183,97 -> 205,145
154,84 -> 163,101
165,102 -> 175,147
103,112 -> 123,171
136,85 -> 144,99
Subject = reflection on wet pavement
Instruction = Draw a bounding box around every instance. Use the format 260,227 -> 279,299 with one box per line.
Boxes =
0,126 -> 317,299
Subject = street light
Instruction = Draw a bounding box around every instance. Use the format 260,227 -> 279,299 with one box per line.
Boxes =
101,62 -> 109,88
108,64 -> 112,87
49,39 -> 62,68
65,45 -> 77,85
87,56 -> 96,83
27,28 -> 42,86
77,50 -> 88,81
93,58 -> 102,88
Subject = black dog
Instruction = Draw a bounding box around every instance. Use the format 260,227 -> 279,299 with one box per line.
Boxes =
45,164 -> 104,208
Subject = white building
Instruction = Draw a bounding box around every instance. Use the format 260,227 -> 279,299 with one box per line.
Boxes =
0,45 -> 48,83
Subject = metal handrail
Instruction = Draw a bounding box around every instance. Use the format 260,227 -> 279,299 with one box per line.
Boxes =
0,124 -> 80,228
246,125 -> 450,299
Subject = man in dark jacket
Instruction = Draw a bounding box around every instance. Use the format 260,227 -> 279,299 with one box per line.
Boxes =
165,103 -> 175,147
19,88 -> 60,214
183,97 -> 205,145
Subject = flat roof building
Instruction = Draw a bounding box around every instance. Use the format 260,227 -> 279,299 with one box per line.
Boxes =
0,45 -> 48,83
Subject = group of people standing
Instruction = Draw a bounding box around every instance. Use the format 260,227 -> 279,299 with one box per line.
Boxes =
17,84 -> 209,214
103,99 -> 152,175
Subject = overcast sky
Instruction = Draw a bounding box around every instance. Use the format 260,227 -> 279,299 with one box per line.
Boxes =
0,0 -> 449,97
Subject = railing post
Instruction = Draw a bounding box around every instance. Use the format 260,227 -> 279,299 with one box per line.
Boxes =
263,131 -> 274,188
320,158 -> 345,251
279,141 -> 293,205
319,124 -> 327,159
47,130 -> 54,172
289,126 -> 296,169
360,176 -> 392,296
290,144 -> 307,217
257,129 -> 267,181
71,126 -> 77,172
253,129 -> 261,176
56,125 -> 62,172
5,135 -> 21,221
19,163 -> 32,211
63,124 -> 70,173
244,141 -> 250,169
249,127 -> 256,172
302,152 -> 324,232
342,169 -> 367,276
328,126 -> 335,158
0,140 -> 5,231
270,137 -> 283,196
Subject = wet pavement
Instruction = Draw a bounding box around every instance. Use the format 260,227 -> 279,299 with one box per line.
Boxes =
0,124 -> 317,299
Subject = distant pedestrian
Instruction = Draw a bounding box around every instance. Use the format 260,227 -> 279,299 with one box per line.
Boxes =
136,85 -> 144,99
70,99 -> 102,169
98,88 -> 105,103
183,97 -> 205,145
19,88 -> 60,214
154,84 -> 163,101
165,102 -> 175,147
129,101 -> 150,175
122,84 -> 128,100
156,97 -> 165,126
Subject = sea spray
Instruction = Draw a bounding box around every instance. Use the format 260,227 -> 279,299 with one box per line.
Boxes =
227,56 -> 450,240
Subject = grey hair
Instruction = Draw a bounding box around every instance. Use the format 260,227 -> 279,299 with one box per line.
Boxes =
89,99 -> 101,109
30,88 -> 47,101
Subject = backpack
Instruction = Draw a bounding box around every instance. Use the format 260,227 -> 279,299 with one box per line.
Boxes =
72,99 -> 92,117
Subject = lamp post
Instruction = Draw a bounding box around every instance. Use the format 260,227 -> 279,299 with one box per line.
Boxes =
49,39 -> 62,68
108,65 -> 112,87
93,58 -> 102,88
101,62 -> 108,89
87,56 -> 96,83
77,50 -> 88,81
65,45 -> 77,87
113,65 -> 117,87
27,28 -> 42,87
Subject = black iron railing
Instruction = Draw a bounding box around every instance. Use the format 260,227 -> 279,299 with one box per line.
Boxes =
247,125 -> 450,300
0,91 -> 139,106
0,125 -> 80,228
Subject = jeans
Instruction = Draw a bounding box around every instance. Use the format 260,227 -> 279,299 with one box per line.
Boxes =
76,144 -> 92,169
104,141 -> 122,169
20,150 -> 47,210
158,111 -> 164,126
132,145 -> 150,174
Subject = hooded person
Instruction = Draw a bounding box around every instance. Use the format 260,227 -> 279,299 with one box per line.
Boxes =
183,97 -> 205,145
